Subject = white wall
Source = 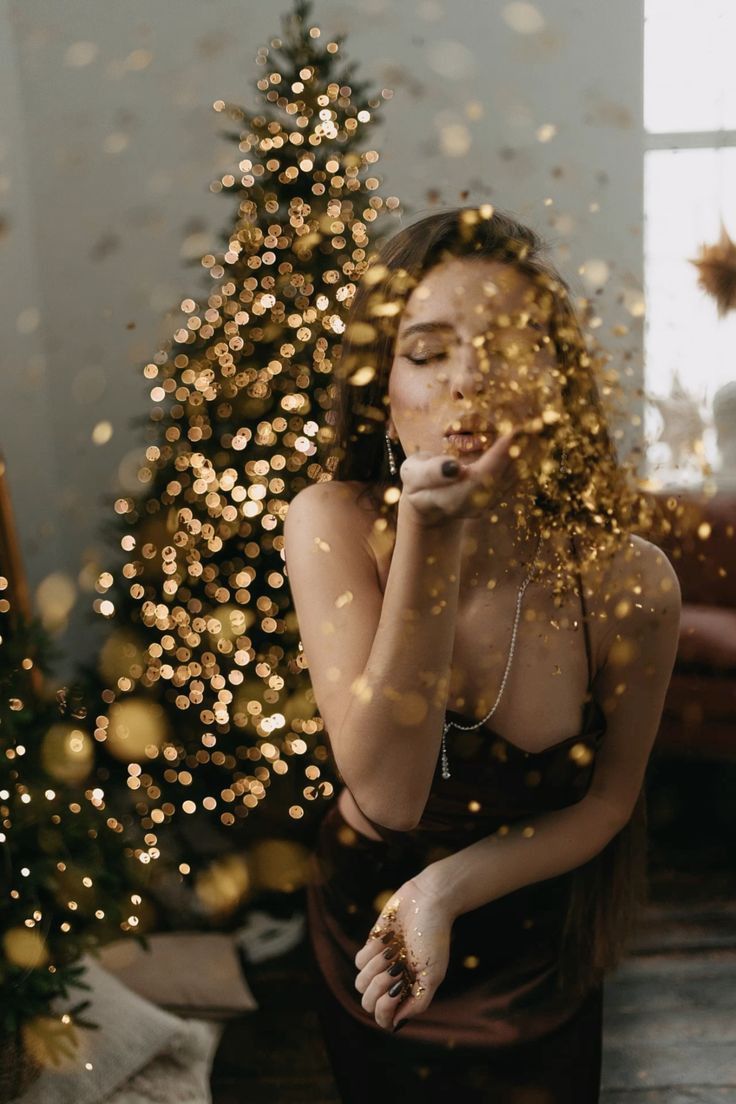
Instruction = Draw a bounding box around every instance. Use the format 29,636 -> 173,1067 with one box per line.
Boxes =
0,0 -> 644,677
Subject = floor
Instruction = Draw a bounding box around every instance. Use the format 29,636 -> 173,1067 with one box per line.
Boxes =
209,896 -> 736,1103
599,900 -> 736,1103
211,760 -> 736,1102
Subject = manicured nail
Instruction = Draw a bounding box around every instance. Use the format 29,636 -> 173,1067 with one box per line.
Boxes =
441,459 -> 459,478
388,980 -> 403,998
383,946 -> 397,959
387,962 -> 403,977
392,1018 -> 409,1033
380,932 -> 394,944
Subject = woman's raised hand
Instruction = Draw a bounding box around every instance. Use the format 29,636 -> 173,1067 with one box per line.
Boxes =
353,877 -> 453,1033
398,422 -> 543,528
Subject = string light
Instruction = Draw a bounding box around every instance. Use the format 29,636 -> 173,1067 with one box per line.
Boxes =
81,5 -> 401,845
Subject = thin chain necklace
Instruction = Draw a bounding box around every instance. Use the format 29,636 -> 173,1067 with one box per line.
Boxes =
440,532 -> 543,780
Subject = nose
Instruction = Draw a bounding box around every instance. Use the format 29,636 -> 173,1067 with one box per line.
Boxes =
449,343 -> 487,400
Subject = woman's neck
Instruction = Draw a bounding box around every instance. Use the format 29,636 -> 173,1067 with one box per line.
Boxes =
458,493 -> 545,589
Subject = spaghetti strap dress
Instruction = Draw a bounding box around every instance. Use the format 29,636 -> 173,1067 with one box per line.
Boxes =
305,563 -> 608,1103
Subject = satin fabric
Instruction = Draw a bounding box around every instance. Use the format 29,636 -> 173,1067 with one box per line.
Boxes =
306,568 -> 607,1100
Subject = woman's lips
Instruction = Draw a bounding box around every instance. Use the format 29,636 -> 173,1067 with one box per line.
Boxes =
445,432 -> 492,452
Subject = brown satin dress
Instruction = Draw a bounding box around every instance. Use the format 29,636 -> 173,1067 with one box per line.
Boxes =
306,570 -> 607,1103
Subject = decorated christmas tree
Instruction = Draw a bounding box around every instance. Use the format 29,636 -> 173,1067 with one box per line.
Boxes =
0,577 -> 144,1099
76,0 -> 403,896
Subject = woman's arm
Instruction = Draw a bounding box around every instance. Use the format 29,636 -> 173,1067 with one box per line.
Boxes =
284,484 -> 466,831
414,792 -> 627,920
414,536 -> 682,918
336,496 -> 467,829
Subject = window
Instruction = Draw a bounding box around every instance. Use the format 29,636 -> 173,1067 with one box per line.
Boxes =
643,0 -> 736,486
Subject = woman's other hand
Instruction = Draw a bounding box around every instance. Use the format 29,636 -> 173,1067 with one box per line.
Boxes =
398,420 -> 545,528
353,876 -> 453,1032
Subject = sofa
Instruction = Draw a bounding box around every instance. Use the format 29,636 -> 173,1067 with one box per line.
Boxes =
635,488 -> 736,761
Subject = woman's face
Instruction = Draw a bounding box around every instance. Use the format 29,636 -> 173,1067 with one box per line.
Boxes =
387,256 -> 564,467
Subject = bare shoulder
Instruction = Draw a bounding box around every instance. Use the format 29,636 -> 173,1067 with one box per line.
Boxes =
583,533 -> 682,657
284,479 -> 383,558
286,478 -> 374,520
596,533 -> 680,599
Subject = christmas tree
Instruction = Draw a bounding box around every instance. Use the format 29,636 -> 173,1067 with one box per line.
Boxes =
77,0 -> 403,901
0,579 -> 144,1097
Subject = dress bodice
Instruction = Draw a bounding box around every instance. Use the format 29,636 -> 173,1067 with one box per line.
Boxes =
359,548 -> 607,853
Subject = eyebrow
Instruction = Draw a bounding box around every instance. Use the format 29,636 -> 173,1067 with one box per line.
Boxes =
398,321 -> 456,340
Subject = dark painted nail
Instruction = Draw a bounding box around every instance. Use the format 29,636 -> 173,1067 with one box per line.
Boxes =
392,1018 -> 409,1033
441,459 -> 459,478
381,932 -> 394,944
383,946 -> 397,959
388,980 -> 404,998
387,961 -> 403,977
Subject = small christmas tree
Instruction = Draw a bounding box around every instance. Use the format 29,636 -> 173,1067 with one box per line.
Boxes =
77,0 -> 403,886
0,581 -> 144,1098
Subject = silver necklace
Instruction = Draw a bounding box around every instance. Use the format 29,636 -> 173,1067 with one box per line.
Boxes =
441,532 -> 543,780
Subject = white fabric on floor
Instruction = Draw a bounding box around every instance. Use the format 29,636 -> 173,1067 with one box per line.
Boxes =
10,956 -> 223,1104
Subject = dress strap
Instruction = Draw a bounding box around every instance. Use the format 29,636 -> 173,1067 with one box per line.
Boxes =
570,534 -> 595,693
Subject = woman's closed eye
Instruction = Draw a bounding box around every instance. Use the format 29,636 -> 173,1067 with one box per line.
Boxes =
403,348 -> 447,365
406,354 -> 445,365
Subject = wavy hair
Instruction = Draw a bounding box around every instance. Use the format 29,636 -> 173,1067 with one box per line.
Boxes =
323,205 -> 649,593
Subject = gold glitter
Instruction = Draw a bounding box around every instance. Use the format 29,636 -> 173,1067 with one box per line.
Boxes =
568,742 -> 594,767
606,637 -> 636,665
372,889 -> 397,914
337,824 -> 357,846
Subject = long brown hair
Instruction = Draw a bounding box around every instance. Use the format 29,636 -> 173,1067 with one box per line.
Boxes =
325,206 -> 645,560
323,205 -> 650,995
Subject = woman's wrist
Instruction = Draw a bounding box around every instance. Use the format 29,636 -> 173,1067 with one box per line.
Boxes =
397,491 -> 466,534
411,864 -> 463,924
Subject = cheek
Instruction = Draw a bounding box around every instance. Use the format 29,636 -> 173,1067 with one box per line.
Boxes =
388,366 -> 436,411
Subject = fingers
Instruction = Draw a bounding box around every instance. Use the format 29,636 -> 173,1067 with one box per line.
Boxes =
470,420 -> 546,488
401,454 -> 468,493
382,987 -> 416,1031
355,926 -> 417,1029
354,931 -> 391,970
360,965 -> 406,1020
361,960 -> 415,1029
469,430 -> 518,481
355,945 -> 397,994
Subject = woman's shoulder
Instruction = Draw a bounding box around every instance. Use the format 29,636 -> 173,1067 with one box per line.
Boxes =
582,532 -> 681,642
576,532 -> 680,678
286,480 -> 385,546
289,478 -> 378,515
586,533 -> 679,595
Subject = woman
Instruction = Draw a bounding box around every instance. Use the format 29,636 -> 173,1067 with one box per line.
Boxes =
283,207 -> 681,1102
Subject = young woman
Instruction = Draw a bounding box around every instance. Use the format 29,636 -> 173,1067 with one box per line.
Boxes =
284,207 -> 681,1102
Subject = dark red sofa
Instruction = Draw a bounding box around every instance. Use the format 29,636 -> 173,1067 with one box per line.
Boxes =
636,489 -> 736,761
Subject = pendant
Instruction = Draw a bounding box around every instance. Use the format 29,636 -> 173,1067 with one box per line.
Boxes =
440,720 -> 452,780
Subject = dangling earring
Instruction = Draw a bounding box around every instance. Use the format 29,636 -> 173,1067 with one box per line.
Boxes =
385,429 -> 398,477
